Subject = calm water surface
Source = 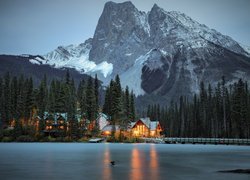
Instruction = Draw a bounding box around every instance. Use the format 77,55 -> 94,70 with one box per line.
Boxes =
0,143 -> 249,180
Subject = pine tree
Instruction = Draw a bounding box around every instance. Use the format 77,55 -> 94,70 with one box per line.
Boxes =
130,91 -> 135,121
24,77 -> 34,121
94,74 -> 99,110
10,76 -> 18,120
16,75 -> 25,120
78,79 -> 87,117
103,86 -> 111,116
65,69 -> 70,85
124,86 -> 130,119
199,81 -> 207,137
0,77 -> 3,128
3,72 -> 12,124
35,75 -> 48,118
48,80 -> 56,114
86,76 -> 96,123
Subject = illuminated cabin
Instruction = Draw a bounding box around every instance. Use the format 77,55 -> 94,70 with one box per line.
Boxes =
43,112 -> 67,136
130,118 -> 162,137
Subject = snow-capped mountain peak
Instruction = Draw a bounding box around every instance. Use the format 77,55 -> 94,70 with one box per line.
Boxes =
35,1 -> 250,101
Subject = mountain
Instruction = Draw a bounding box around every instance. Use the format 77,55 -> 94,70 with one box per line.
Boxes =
3,1 -> 250,106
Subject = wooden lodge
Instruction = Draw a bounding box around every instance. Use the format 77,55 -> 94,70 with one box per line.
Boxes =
130,118 -> 162,137
43,112 -> 67,136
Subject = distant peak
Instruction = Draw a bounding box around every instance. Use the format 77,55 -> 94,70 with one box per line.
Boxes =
152,3 -> 160,9
151,3 -> 161,11
150,3 -> 165,15
104,1 -> 135,9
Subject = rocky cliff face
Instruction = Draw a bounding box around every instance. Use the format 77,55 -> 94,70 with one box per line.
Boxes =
38,1 -> 250,103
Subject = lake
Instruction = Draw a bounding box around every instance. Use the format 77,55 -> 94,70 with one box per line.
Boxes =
0,143 -> 249,180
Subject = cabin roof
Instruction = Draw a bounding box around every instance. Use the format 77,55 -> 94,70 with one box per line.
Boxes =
131,117 -> 161,131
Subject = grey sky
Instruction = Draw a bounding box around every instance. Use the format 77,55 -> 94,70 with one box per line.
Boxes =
0,0 -> 249,55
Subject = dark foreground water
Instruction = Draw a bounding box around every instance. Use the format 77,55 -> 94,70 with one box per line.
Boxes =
0,143 -> 249,180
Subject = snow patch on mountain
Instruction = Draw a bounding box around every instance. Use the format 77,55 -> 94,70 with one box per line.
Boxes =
29,59 -> 41,65
29,56 -> 44,65
120,50 -> 153,96
41,39 -> 113,78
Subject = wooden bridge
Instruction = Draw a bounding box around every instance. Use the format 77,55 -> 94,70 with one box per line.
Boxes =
164,137 -> 250,145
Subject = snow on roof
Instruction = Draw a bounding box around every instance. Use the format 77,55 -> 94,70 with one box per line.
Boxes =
43,112 -> 68,121
130,117 -> 160,131
150,121 -> 159,131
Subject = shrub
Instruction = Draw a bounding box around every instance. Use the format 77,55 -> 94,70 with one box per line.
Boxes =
16,135 -> 34,142
2,136 -> 13,142
77,137 -> 89,142
63,136 -> 73,142
3,129 -> 14,137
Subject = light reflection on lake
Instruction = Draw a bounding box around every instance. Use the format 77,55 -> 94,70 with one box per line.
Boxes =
149,144 -> 158,180
0,143 -> 249,180
130,146 -> 142,179
102,145 -> 111,180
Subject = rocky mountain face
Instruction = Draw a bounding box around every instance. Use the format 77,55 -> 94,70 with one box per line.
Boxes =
28,1 -> 250,104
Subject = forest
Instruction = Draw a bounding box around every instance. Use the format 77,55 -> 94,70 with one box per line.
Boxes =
144,77 -> 250,139
0,71 -> 249,141
0,71 -> 136,141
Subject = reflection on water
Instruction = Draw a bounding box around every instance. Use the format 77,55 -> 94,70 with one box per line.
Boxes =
102,145 -> 111,180
0,143 -> 249,180
130,144 -> 159,180
130,146 -> 142,179
149,145 -> 159,180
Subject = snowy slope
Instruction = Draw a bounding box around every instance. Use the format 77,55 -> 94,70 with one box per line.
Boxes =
30,39 -> 113,78
120,50 -> 153,96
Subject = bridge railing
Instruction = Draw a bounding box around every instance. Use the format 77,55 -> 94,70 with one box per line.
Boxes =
163,137 -> 250,145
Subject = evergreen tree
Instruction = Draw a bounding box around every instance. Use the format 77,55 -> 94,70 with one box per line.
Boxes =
36,75 -> 48,117
103,86 -> 111,116
124,86 -> 130,119
0,77 -> 3,128
78,79 -> 87,116
16,75 -> 25,120
130,91 -> 136,121
94,74 -> 99,110
24,77 -> 34,120
10,76 -> 18,120
3,72 -> 11,124
48,80 -> 56,114
86,76 -> 96,122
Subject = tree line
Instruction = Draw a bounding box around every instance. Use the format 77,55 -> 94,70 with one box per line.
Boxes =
143,77 -> 250,139
0,71 -> 136,141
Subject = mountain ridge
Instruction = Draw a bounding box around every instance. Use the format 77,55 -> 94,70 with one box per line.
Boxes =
2,1 -> 250,105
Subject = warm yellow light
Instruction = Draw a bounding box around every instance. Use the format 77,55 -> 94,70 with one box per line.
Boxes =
150,130 -> 155,136
133,130 -> 139,136
104,131 -> 111,135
